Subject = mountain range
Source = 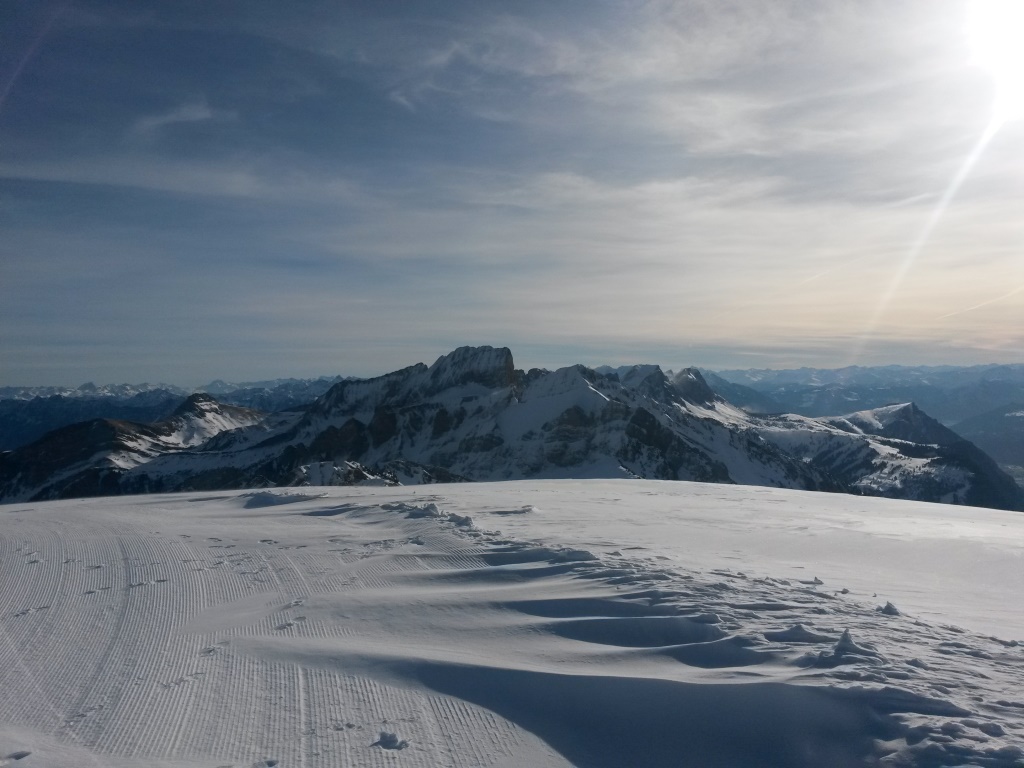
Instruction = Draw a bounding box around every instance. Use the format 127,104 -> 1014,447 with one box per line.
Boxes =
1,346 -> 1020,511
0,376 -> 345,451
706,364 -> 1024,480
710,363 -> 1024,425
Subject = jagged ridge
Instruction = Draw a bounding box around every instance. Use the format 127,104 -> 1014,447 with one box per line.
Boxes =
1,347 -> 1021,511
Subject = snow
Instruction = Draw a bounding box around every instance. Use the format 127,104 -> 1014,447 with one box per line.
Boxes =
831,404 -> 915,434
1,480 -> 1021,767
163,407 -> 263,449
753,411 -> 981,503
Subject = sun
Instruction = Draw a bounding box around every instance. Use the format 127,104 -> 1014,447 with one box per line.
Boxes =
967,0 -> 1024,124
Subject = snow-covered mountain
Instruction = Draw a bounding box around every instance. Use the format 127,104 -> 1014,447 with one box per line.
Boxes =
0,377 -> 348,452
2,347 -> 1021,510
0,388 -> 186,451
0,394 -> 264,502
753,403 -> 1022,510
109,346 -> 837,498
202,376 -> 347,412
0,381 -> 189,401
156,393 -> 265,448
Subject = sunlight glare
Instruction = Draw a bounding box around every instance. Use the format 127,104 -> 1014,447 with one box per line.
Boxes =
968,0 -> 1024,124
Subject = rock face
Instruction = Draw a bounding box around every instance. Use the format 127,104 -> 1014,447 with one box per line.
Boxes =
2,346 -> 1022,511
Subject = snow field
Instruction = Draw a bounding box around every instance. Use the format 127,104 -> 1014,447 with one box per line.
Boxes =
0,481 -> 1021,767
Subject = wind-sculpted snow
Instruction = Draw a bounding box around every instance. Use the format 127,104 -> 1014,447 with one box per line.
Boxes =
0,481 -> 1021,767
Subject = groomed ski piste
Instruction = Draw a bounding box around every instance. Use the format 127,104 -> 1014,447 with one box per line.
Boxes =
1,480 -> 1022,767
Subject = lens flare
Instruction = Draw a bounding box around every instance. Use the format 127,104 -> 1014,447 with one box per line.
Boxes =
967,0 -> 1024,124
847,3 -> 1020,363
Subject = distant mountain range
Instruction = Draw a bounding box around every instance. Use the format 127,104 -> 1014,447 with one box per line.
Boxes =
709,364 -> 1024,424
951,403 -> 1024,470
705,364 -> 1024,476
0,376 -> 348,402
0,376 -> 345,451
1,347 -> 1020,511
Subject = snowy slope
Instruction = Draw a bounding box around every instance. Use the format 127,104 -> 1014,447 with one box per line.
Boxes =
157,394 -> 265,448
753,403 -> 1022,509
0,481 -> 1021,767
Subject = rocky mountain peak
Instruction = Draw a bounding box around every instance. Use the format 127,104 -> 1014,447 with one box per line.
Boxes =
427,346 -> 516,391
671,368 -> 718,405
171,392 -> 222,418
615,365 -> 678,403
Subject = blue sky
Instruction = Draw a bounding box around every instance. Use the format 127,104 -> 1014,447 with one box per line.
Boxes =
2,0 -> 1022,385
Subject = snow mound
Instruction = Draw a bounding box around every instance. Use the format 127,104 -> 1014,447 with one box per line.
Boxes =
241,490 -> 327,507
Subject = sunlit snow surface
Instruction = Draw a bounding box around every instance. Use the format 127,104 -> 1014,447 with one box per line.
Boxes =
1,481 -> 1021,767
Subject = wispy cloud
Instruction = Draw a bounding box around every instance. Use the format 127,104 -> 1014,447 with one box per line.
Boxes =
1,0 -> 1021,384
938,284 -> 1024,320
131,99 -> 221,136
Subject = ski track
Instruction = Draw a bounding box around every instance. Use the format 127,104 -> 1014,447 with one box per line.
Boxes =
0,486 -> 1022,767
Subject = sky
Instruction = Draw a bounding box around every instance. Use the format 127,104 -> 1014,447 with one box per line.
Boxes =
2,0 -> 1023,386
